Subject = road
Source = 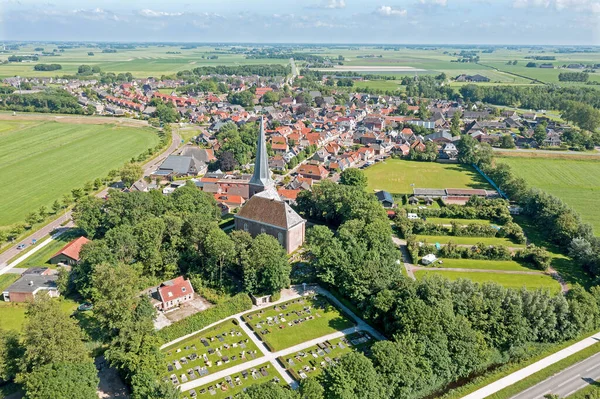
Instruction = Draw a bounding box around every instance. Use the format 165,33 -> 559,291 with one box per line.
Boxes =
510,350 -> 600,399
461,332 -> 600,399
0,130 -> 181,273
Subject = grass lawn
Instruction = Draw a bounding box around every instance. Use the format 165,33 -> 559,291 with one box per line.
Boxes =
0,274 -> 20,292
243,295 -> 355,352
499,157 -> 600,234
425,217 -> 493,226
430,258 -> 537,272
15,228 -> 85,269
161,320 -> 261,384
178,362 -> 286,399
414,270 -> 561,294
280,332 -> 374,380
487,342 -> 600,399
0,119 -> 159,228
364,159 -> 490,195
0,298 -> 79,332
414,235 -> 524,247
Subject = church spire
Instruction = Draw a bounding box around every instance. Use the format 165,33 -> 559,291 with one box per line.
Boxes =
249,116 -> 274,197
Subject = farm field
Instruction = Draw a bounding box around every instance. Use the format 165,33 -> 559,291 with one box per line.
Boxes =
280,332 -> 373,381
179,362 -> 285,399
428,258 -> 537,272
414,270 -> 562,294
499,158 -> 600,233
414,235 -> 524,247
242,295 -> 355,352
0,298 -> 79,331
364,159 -> 490,195
161,320 -> 261,385
0,119 -> 160,228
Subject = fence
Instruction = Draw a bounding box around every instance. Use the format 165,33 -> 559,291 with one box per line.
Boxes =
471,163 -> 508,200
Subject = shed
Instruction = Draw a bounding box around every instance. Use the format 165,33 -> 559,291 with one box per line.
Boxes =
50,236 -> 90,265
421,254 -> 438,265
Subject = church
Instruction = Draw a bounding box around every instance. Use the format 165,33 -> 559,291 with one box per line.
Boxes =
234,118 -> 306,253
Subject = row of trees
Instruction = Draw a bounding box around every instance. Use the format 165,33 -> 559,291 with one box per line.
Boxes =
0,88 -> 92,115
558,72 -> 589,82
33,63 -> 62,71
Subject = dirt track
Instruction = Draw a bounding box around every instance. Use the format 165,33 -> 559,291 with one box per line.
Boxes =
0,112 -> 150,127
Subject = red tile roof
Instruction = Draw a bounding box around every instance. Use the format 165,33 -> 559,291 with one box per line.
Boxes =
158,276 -> 194,304
52,236 -> 90,262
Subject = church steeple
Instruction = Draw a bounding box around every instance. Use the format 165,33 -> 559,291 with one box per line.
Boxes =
249,116 -> 274,197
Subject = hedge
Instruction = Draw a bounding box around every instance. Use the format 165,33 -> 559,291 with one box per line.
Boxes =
158,293 -> 252,343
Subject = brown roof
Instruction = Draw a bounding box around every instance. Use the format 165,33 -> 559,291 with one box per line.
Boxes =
51,236 -> 90,262
235,196 -> 304,229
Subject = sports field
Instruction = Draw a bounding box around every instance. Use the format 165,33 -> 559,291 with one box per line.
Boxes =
364,159 -> 490,195
0,119 -> 159,228
499,157 -> 600,233
414,270 -> 561,294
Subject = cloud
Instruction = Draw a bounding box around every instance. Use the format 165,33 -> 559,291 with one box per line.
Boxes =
376,5 -> 408,16
513,0 -> 600,12
310,0 -> 346,9
138,9 -> 184,18
419,0 -> 448,5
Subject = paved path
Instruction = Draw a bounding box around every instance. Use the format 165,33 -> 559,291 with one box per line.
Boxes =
510,351 -> 600,399
461,331 -> 600,399
0,129 -> 181,274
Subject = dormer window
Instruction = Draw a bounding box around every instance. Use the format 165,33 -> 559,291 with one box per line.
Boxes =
168,292 -> 173,297
182,287 -> 186,292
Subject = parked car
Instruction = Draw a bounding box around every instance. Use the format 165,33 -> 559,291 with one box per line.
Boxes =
16,244 -> 26,250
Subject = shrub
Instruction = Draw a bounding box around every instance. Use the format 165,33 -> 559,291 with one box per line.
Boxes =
157,293 -> 252,343
516,245 -> 552,271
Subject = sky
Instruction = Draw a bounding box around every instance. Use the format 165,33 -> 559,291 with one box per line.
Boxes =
0,0 -> 599,45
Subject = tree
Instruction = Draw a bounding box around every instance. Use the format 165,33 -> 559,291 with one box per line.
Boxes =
38,205 -> 48,221
120,163 -> 143,187
217,150 -> 239,172
71,188 -> 84,201
299,378 -> 324,399
155,103 -> 178,123
20,294 -> 90,373
72,196 -> 104,238
320,352 -> 385,399
500,134 -> 516,149
240,382 -> 299,399
242,234 -> 290,296
26,212 -> 39,227
52,199 -> 62,214
339,168 -> 367,189
23,361 -> 99,399
533,121 -> 548,145
451,111 -> 462,136
204,227 -> 236,287
229,90 -> 254,108
0,329 -> 23,381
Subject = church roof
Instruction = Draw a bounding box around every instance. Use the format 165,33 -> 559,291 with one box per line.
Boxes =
249,117 -> 274,189
235,195 -> 305,229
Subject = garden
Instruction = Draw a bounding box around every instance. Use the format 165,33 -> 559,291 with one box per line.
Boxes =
242,295 -> 355,352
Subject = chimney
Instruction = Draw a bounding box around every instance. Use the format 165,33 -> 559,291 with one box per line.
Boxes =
29,281 -> 34,286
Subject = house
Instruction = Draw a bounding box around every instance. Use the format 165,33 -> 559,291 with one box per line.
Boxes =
439,142 -> 458,160
421,254 -> 438,265
296,164 -> 329,180
149,276 -> 195,311
375,191 -> 395,208
269,156 -> 287,171
50,236 -> 90,265
2,268 -> 59,303
153,155 -> 207,179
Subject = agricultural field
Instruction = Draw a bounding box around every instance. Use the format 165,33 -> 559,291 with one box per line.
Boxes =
498,157 -> 600,233
429,258 -> 537,272
242,295 -> 355,352
0,119 -> 160,229
280,332 -> 373,381
364,159 -> 490,195
179,362 -> 285,399
414,235 -> 524,247
161,320 -> 261,386
414,270 -> 562,294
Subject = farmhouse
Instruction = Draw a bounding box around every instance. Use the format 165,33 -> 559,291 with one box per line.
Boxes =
149,276 -> 195,311
2,268 -> 59,303
50,236 -> 90,265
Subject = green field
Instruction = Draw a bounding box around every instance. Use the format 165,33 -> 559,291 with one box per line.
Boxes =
0,119 -> 159,228
243,295 -> 354,352
415,235 -> 524,247
179,362 -> 285,399
414,270 -> 561,294
161,320 -> 261,385
499,158 -> 600,233
431,258 -> 536,272
0,298 -> 79,331
364,159 -> 490,195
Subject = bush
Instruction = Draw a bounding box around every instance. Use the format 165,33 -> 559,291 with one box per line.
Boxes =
271,291 -> 281,302
157,293 -> 252,343
516,245 -> 553,271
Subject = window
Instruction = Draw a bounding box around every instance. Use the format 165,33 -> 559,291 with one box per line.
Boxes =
168,292 -> 173,298
182,287 -> 186,292
244,223 -> 248,232
261,227 -> 266,234
278,232 -> 283,244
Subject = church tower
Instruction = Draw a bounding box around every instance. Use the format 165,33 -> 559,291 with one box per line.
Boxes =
248,116 -> 274,198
